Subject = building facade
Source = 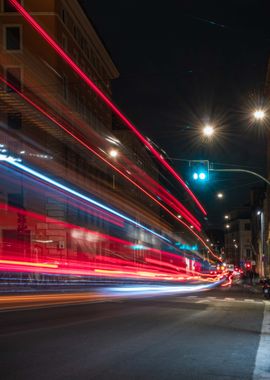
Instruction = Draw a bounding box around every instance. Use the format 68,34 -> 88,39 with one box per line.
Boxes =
263,56 -> 270,277
1,0 -> 191,273
224,208 -> 252,268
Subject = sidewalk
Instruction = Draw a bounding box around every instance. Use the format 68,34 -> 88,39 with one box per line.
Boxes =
236,278 -> 262,294
242,283 -> 262,293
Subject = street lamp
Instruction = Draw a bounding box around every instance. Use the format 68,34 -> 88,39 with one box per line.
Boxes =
109,149 -> 118,158
224,215 -> 229,219
202,125 -> 214,138
253,109 -> 266,121
225,224 -> 230,229
217,192 -> 224,199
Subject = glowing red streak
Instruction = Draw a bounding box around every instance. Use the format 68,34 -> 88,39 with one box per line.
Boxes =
9,0 -> 207,216
0,76 -> 201,232
0,204 -> 219,279
221,273 -> 233,287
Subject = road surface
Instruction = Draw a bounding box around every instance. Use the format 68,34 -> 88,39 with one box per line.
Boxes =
1,286 -> 269,380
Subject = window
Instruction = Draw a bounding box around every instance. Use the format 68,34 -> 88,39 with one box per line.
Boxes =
73,25 -> 77,40
62,75 -> 68,100
5,26 -> 21,50
8,193 -> 23,208
6,67 -> 22,91
61,8 -> 66,23
7,112 -> 22,129
73,50 -> 78,64
3,0 -> 21,12
244,223 -> 251,231
61,34 -> 67,51
246,249 -> 251,258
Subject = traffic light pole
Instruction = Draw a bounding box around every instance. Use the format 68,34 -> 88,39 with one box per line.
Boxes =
168,157 -> 270,185
209,167 -> 270,186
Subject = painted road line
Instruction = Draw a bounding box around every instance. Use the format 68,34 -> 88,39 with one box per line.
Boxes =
253,301 -> 270,379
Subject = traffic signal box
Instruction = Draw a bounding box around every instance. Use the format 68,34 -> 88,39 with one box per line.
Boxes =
189,160 -> 209,182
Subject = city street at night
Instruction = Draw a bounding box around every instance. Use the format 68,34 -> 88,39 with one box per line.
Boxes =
1,285 -> 269,380
1,0 -> 270,378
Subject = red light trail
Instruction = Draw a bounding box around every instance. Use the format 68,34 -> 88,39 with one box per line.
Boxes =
9,0 -> 207,216
0,75 -> 202,233
1,149 -> 219,258
0,202 -> 221,280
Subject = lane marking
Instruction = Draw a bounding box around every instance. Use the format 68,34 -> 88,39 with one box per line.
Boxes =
196,297 -> 263,304
253,301 -> 270,379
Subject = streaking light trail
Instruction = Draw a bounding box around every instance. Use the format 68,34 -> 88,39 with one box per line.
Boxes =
0,76 -> 201,231
104,280 -> 226,296
0,155 -> 219,259
9,0 -> 207,216
0,156 -> 170,243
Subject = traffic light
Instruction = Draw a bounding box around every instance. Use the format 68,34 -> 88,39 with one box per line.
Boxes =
189,160 -> 209,182
245,262 -> 251,270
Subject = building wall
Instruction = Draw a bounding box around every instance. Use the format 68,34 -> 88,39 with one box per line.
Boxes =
264,57 -> 270,277
225,219 -> 252,267
0,0 -> 176,262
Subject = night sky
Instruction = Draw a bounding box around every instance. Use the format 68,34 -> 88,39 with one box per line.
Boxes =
80,0 -> 270,228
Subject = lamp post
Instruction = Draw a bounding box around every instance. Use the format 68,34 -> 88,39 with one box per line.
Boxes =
109,149 -> 118,189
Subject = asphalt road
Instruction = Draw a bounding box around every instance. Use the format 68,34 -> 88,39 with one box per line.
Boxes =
0,286 -> 268,380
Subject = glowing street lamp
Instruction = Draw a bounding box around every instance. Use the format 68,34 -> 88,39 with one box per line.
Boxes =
217,192 -> 224,199
109,149 -> 118,158
225,224 -> 230,229
224,215 -> 229,219
202,125 -> 214,138
253,109 -> 266,121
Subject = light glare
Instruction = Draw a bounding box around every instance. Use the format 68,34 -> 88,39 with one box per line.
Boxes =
199,172 -> 206,180
203,125 -> 214,137
253,109 -> 265,121
109,149 -> 118,158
